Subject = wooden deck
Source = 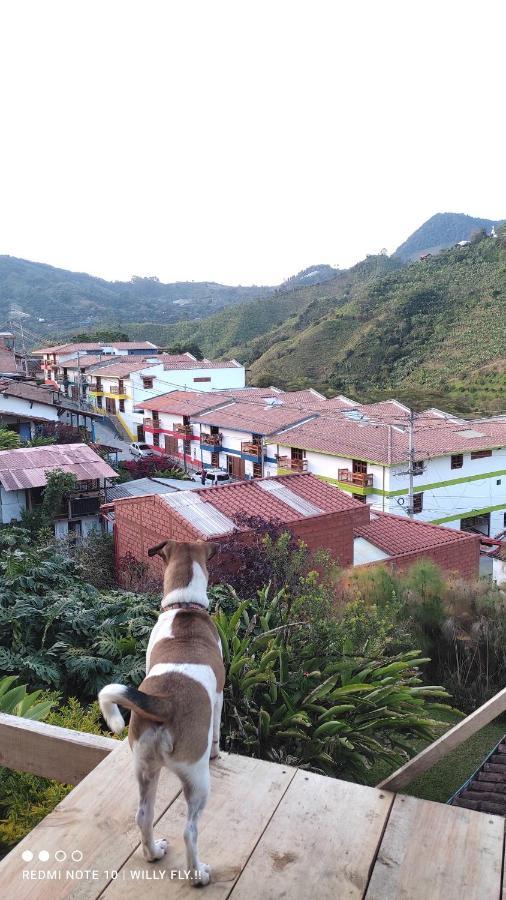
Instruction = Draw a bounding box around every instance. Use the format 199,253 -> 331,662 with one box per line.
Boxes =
0,738 -> 504,900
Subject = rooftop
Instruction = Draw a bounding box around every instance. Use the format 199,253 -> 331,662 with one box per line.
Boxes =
159,352 -> 243,370
135,390 -> 229,416
355,511 -> 478,558
34,341 -> 160,355
106,476 -> 205,501
193,399 -> 318,435
0,443 -> 118,491
88,359 -> 160,378
0,379 -> 59,407
59,354 -> 117,369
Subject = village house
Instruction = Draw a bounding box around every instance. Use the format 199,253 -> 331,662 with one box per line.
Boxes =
0,443 -> 117,538
270,400 -> 506,538
108,473 -> 480,583
135,387 -> 325,474
0,379 -> 60,440
0,332 -> 27,377
34,341 -> 161,390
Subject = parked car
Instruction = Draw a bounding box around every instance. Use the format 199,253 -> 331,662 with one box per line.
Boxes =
129,442 -> 157,459
192,467 -> 231,485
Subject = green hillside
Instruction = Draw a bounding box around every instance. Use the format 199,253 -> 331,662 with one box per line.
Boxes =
0,255 -> 273,338
152,236 -> 506,415
394,212 -> 503,262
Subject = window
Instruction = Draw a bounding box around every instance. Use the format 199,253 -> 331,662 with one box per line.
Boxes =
193,377 -> 211,383
352,459 -> 367,474
142,377 -> 154,389
119,399 -> 125,412
412,460 -> 424,476
451,454 -> 464,469
471,449 -> 492,460
153,433 -> 160,447
211,452 -> 220,467
413,493 -> 423,514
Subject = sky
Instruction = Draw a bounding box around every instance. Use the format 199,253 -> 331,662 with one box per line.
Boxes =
0,0 -> 505,286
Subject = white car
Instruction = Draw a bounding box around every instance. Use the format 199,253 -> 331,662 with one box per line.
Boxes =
192,467 -> 231,484
129,442 -> 157,459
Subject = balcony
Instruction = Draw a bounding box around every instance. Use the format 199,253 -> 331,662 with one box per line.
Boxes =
338,468 -> 373,488
143,417 -> 162,433
88,388 -> 104,397
201,431 -> 223,448
173,423 -> 193,437
109,385 -> 127,395
241,441 -> 262,459
70,496 -> 101,518
276,456 -> 308,472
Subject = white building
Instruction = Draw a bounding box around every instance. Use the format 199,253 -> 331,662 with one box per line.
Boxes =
0,380 -> 61,440
88,353 -> 246,442
34,341 -> 161,389
270,401 -> 506,537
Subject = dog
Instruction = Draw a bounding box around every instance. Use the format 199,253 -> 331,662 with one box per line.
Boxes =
98,539 -> 224,886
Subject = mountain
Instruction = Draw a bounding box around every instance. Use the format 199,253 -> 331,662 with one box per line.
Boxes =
393,212 -> 504,262
0,256 -> 275,339
155,233 -> 506,415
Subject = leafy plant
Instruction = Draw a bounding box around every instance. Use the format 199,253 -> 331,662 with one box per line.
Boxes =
0,428 -> 20,451
0,676 -> 55,720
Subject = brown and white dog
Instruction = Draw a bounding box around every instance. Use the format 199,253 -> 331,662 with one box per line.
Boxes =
98,539 -> 224,886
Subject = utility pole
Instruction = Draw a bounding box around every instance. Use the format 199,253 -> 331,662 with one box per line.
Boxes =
407,408 -> 416,519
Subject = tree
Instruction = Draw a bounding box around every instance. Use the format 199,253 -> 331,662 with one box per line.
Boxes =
166,342 -> 204,360
0,428 -> 20,451
71,329 -> 129,343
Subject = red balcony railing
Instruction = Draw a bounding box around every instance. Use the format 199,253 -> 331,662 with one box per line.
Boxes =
276,456 -> 308,472
338,469 -> 373,488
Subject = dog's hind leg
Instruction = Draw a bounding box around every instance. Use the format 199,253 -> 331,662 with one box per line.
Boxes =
210,692 -> 223,760
181,758 -> 211,886
133,742 -> 168,862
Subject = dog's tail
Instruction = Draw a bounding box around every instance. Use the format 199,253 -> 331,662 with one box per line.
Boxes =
98,683 -> 172,734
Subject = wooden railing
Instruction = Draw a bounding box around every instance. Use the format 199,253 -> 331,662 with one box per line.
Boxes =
173,422 -> 193,436
241,441 -> 262,457
338,468 -> 373,488
276,456 -> 308,472
109,385 -> 126,395
378,687 -> 506,792
0,713 -> 117,785
201,432 -> 222,446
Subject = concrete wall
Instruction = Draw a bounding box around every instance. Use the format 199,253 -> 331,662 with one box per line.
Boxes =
0,486 -> 26,523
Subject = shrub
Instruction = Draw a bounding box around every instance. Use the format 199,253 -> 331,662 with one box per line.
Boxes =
0,428 -> 20,450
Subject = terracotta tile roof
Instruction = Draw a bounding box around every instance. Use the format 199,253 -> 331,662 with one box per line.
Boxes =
189,474 -> 364,532
279,413 -> 506,464
0,347 -> 21,374
87,359 -> 159,378
194,400 -> 318,436
160,353 -> 242,370
355,512 -> 477,556
0,379 -> 58,407
134,390 -> 229,416
0,443 -> 118,491
34,341 -> 160,355
59,354 -> 117,369
321,395 -> 357,410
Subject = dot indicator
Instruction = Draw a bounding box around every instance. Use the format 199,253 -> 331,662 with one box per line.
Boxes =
71,850 -> 83,862
55,850 -> 67,862
21,850 -> 33,862
38,850 -> 50,862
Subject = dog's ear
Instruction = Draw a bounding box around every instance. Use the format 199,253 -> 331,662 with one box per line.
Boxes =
147,540 -> 175,562
205,542 -> 219,561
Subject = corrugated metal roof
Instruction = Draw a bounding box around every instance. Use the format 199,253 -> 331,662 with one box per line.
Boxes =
257,479 -> 323,517
106,476 -> 202,501
0,443 -> 118,491
160,492 -> 236,537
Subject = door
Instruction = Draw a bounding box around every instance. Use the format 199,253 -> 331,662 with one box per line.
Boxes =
106,397 -> 116,414
137,424 -> 145,441
227,455 -> 245,479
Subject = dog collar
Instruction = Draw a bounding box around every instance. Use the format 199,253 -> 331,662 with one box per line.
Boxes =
160,599 -> 207,612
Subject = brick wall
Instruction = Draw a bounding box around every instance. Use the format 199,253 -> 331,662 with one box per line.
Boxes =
387,533 -> 480,580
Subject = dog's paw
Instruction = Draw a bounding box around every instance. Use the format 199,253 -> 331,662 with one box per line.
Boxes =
192,863 -> 211,886
144,838 -> 168,861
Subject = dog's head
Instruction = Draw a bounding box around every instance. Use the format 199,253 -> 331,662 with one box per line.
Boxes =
147,539 -> 218,599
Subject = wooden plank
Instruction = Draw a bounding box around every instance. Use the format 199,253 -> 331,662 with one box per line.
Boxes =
230,770 -> 393,900
0,738 -> 182,900
102,753 -> 296,898
0,713 -> 117,784
379,687 -> 506,792
366,793 -> 504,900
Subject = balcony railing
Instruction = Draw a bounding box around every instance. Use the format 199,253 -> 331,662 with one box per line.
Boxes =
338,468 -> 373,488
241,441 -> 262,458
109,385 -> 126,395
276,456 -> 308,472
201,432 -> 222,447
70,496 -> 101,518
143,417 -> 162,432
173,423 -> 193,437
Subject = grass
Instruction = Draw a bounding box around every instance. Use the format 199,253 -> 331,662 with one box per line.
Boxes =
368,716 -> 506,803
